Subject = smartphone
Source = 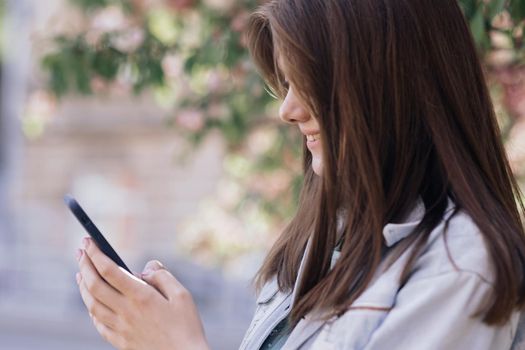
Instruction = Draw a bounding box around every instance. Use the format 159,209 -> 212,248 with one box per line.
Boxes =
64,194 -> 132,274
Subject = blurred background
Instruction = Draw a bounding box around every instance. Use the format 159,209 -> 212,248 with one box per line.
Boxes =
0,0 -> 524,349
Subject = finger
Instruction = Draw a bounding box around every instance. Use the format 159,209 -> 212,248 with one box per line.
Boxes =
77,272 -> 119,330
141,268 -> 187,302
92,315 -> 126,349
141,259 -> 165,276
82,237 -> 147,296
78,249 -> 124,311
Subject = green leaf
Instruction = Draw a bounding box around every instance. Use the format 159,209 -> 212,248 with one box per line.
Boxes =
73,53 -> 92,94
69,0 -> 109,11
470,8 -> 487,48
147,9 -> 179,46
92,49 -> 121,79
146,60 -> 165,86
509,0 -> 525,22
184,53 -> 198,73
223,31 -> 244,68
69,0 -> 131,12
458,0 -> 478,19
487,0 -> 507,18
42,53 -> 68,97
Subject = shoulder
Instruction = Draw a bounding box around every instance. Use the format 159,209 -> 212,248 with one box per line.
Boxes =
316,207 -> 518,349
414,205 -> 495,285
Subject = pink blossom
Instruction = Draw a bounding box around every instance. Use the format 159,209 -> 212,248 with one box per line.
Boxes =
91,6 -> 128,33
112,27 -> 145,53
176,109 -> 205,132
166,0 -> 196,11
207,102 -> 229,120
506,119 -> 525,175
231,11 -> 250,33
24,90 -> 57,122
162,54 -> 183,79
90,76 -> 109,93
202,0 -> 236,13
496,66 -> 525,119
207,70 -> 223,93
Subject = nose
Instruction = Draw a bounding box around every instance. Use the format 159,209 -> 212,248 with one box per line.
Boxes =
278,87 -> 310,124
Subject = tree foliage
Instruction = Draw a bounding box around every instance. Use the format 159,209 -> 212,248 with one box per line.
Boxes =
36,0 -> 525,268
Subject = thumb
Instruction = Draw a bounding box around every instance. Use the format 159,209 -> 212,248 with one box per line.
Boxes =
141,259 -> 165,277
142,267 -> 185,302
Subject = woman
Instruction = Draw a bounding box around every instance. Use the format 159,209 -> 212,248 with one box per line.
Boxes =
75,0 -> 525,349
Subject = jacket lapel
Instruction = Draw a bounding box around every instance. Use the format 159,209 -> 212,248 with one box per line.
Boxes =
244,292 -> 293,350
280,236 -> 331,349
281,312 -> 329,350
241,236 -> 313,350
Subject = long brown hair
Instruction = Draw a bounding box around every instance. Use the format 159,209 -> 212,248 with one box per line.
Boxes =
246,0 -> 525,327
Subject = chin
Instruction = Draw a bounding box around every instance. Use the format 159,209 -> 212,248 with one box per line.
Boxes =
312,158 -> 323,176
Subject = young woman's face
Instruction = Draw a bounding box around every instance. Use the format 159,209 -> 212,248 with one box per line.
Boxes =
279,84 -> 323,175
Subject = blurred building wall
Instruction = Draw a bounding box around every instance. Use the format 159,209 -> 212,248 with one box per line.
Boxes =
0,1 -> 256,349
0,0 -> 30,292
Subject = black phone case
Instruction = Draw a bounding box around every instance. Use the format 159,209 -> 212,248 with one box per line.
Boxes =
64,195 -> 132,274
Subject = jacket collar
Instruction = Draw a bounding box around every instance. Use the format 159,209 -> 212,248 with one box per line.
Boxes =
382,196 -> 426,247
337,196 -> 454,248
382,196 -> 456,247
316,196 -> 450,295
282,196 -> 457,350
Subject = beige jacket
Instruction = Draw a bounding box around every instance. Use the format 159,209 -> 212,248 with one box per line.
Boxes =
239,197 -> 523,349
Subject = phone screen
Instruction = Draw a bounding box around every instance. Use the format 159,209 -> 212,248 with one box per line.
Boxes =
64,195 -> 132,274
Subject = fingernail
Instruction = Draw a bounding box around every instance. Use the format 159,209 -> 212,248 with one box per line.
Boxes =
76,249 -> 83,261
82,237 -> 90,249
141,269 -> 154,278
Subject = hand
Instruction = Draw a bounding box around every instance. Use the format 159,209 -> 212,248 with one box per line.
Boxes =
75,237 -> 209,350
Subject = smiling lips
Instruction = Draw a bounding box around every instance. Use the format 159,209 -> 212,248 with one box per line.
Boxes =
300,128 -> 321,150
306,134 -> 321,142
305,133 -> 321,151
